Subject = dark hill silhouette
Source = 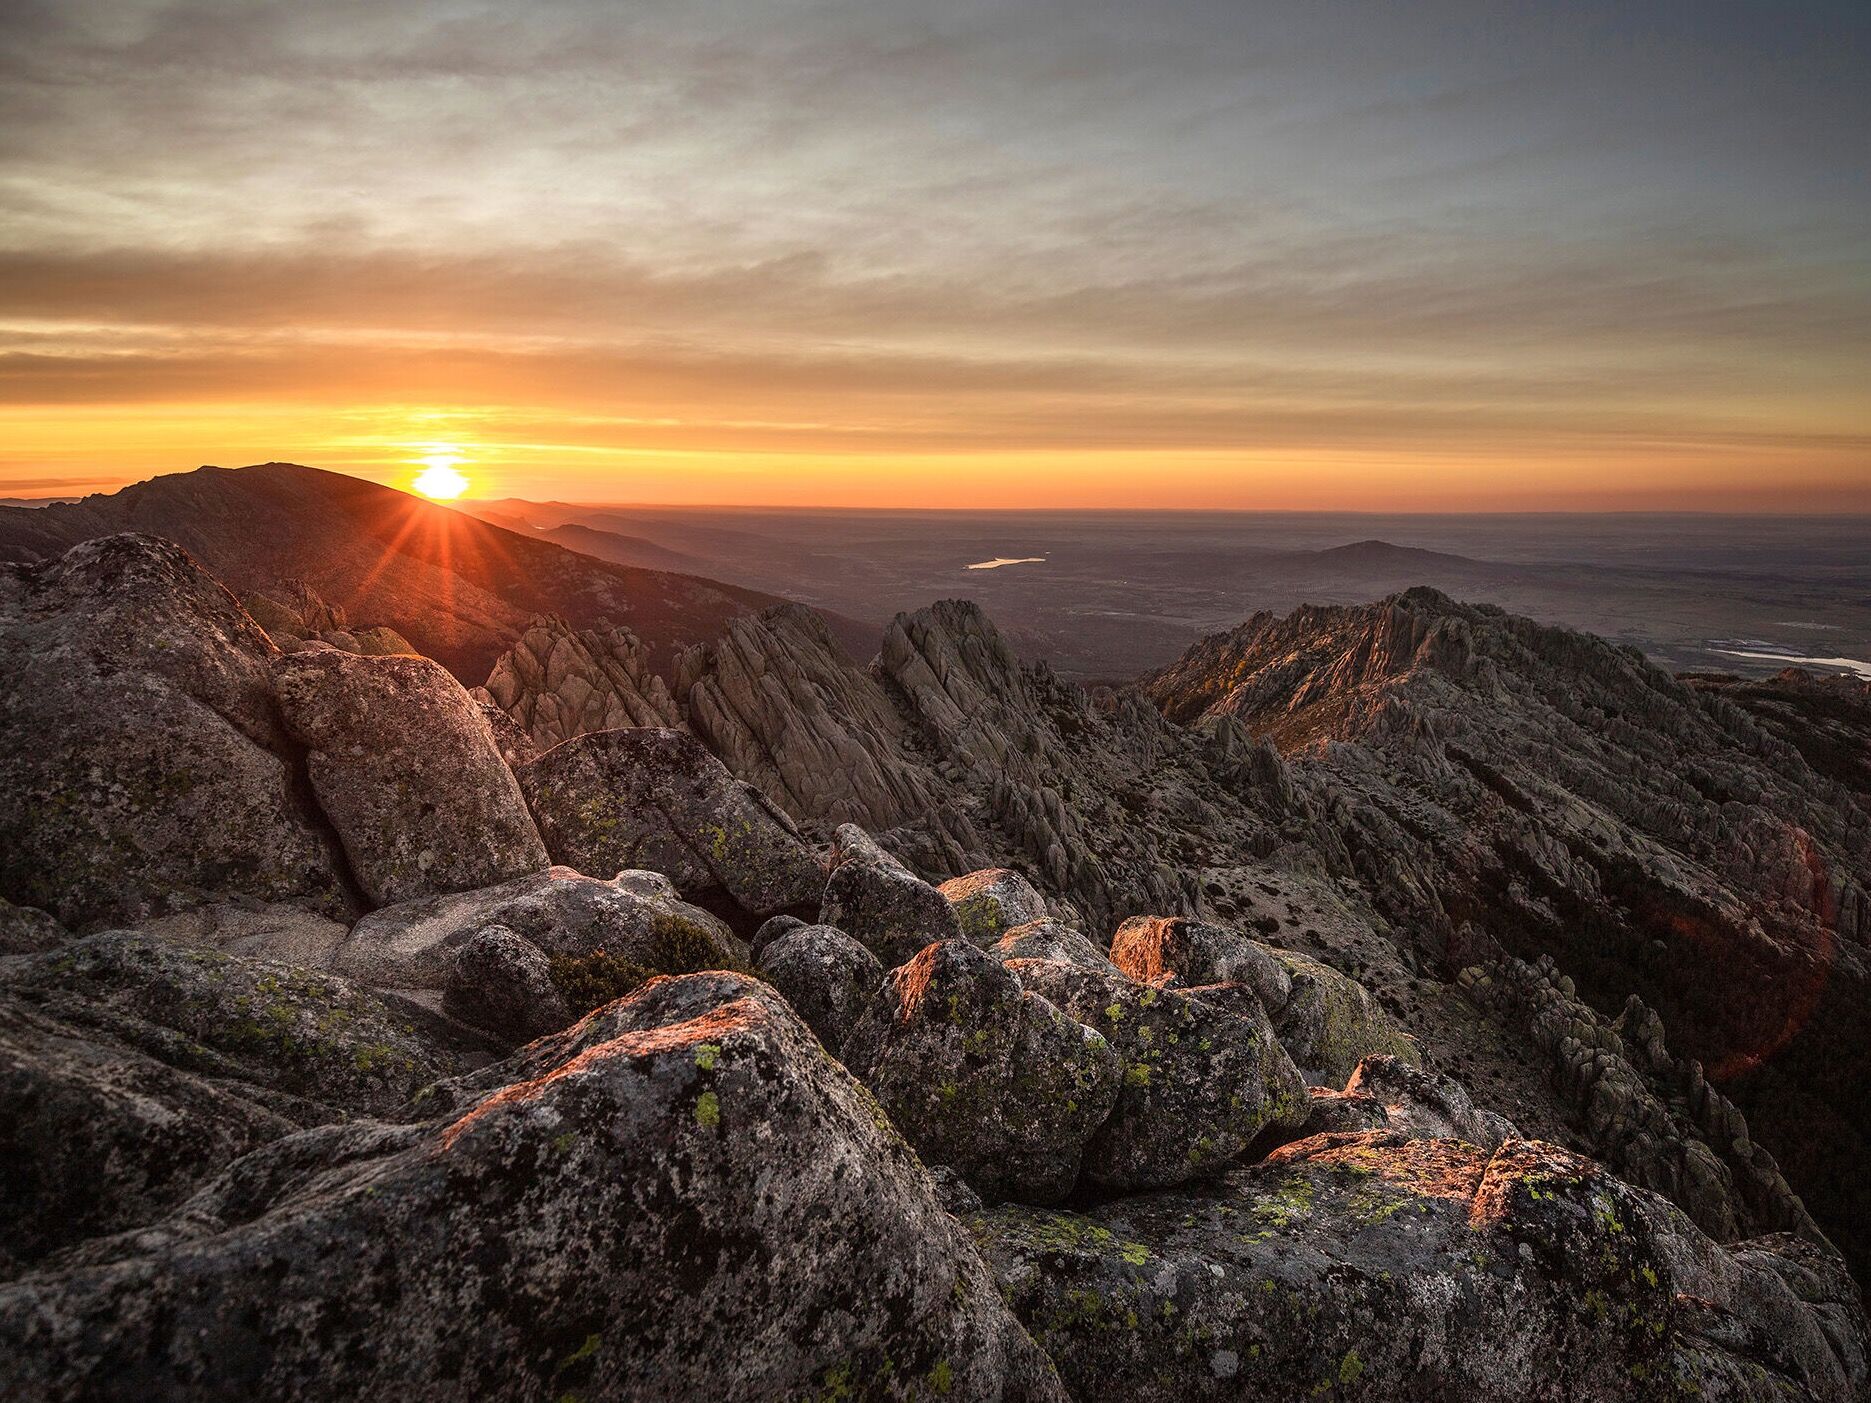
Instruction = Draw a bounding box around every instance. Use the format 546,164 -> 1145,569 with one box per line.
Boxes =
0,463 -> 878,678
1304,539 -> 1482,569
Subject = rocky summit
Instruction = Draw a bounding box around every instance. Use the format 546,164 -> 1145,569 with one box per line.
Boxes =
1,530 -> 1866,1402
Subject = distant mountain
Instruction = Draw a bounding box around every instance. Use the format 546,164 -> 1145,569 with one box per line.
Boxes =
1301,538 -> 1485,570
0,463 -> 878,679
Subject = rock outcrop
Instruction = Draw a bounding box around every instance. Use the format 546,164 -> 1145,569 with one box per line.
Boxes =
942,867 -> 1051,945
474,613 -> 682,749
1460,953 -> 1821,1247
755,922 -> 882,1051
272,649 -> 548,906
242,580 -> 414,657
841,940 -> 1122,1203
0,534 -> 350,929
0,973 -> 1067,1402
1009,959 -> 1308,1190
674,604 -> 950,828
1143,588 -> 1871,1273
329,866 -> 741,994
6,528 -> 1870,1398
977,1132 -> 1868,1402
820,824 -> 966,965
516,726 -> 821,923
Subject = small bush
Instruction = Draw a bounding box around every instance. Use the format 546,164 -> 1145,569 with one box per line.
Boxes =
546,916 -> 748,1016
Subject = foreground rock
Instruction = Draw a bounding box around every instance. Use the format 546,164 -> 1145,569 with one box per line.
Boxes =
841,941 -> 1122,1204
330,866 -> 741,995
976,1131 -> 1868,1402
0,534 -> 348,929
1110,914 -> 1291,1006
272,649 -> 547,906
820,825 -> 964,965
518,727 -> 822,922
755,923 -> 882,1051
0,932 -> 489,1272
1009,960 -> 1307,1190
0,996 -> 291,1273
0,973 -> 1067,1402
5,931 -> 484,1119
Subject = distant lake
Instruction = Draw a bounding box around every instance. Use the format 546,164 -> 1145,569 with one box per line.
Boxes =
966,556 -> 1046,571
1709,639 -> 1871,679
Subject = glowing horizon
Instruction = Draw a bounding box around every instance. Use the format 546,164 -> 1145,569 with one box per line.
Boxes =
1,3 -> 1866,513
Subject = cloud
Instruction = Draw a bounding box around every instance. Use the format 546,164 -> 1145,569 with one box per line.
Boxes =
0,0 -> 1865,504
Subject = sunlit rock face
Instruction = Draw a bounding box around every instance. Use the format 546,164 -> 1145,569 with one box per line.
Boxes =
0,534 -> 350,929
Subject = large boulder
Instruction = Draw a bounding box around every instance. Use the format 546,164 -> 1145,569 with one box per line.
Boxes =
516,727 -> 822,922
842,940 -> 1122,1204
1008,960 -> 1308,1190
3,931 -> 486,1119
272,649 -> 548,906
941,868 -> 1050,945
975,1131 -> 1868,1402
820,824 -> 964,966
0,972 -> 1068,1402
330,866 -> 742,995
0,932 -> 490,1273
441,925 -> 574,1045
0,534 -> 349,929
755,923 -> 882,1052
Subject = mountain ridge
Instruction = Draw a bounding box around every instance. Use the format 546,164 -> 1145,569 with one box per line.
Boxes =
0,463 -> 879,677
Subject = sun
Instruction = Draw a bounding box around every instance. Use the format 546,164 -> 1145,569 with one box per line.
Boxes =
411,456 -> 470,500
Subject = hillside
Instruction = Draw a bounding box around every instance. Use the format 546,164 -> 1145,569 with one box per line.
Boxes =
1144,588 -> 1871,1278
0,463 -> 877,678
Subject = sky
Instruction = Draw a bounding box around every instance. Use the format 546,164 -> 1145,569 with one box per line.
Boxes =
0,0 -> 1866,509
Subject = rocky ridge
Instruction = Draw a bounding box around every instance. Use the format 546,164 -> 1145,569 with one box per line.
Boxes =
1,532 -> 1865,1400
1143,588 -> 1871,1279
